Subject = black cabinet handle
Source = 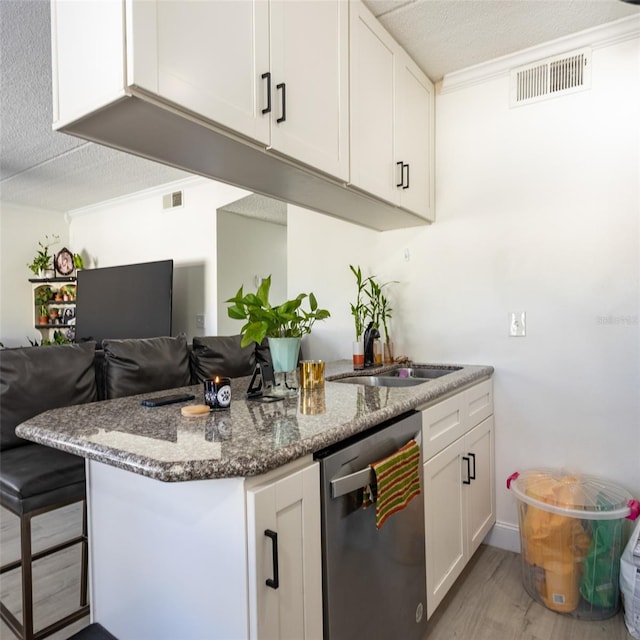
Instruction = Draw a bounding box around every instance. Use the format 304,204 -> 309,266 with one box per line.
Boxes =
276,82 -> 286,123
261,72 -> 271,115
462,456 -> 471,484
397,162 -> 410,189
396,161 -> 404,187
264,529 -> 279,589
468,452 -> 476,480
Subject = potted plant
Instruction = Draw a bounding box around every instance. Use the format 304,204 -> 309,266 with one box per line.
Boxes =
227,275 -> 330,378
34,285 -> 53,306
38,304 -> 49,326
350,265 -> 397,368
349,265 -> 372,369
27,234 -> 59,278
366,276 -> 396,364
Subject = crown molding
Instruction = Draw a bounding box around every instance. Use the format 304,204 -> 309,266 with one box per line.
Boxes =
67,175 -> 208,218
441,14 -> 640,94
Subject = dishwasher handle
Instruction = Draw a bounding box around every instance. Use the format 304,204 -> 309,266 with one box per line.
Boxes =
329,431 -> 421,499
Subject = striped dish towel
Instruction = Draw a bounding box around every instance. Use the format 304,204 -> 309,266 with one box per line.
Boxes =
370,439 -> 421,529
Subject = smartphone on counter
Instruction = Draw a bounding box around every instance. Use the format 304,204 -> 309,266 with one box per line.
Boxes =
140,393 -> 195,407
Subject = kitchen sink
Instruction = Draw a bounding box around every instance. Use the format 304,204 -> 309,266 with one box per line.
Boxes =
334,366 -> 462,388
382,366 -> 462,379
334,376 -> 427,387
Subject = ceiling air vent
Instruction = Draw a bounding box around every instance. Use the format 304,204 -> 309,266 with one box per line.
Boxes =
510,48 -> 591,107
162,190 -> 183,210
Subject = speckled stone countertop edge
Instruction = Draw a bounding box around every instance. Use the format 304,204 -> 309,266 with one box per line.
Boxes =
15,361 -> 493,482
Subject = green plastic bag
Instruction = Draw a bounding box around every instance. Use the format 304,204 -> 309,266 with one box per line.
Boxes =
580,499 -> 624,609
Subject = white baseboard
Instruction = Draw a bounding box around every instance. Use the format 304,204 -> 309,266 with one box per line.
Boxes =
484,520 -> 521,553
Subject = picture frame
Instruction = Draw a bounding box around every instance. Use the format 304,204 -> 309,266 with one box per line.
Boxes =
61,306 -> 75,325
55,248 -> 74,276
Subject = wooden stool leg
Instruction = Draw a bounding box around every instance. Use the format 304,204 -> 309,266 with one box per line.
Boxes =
20,513 -> 34,640
80,499 -> 89,607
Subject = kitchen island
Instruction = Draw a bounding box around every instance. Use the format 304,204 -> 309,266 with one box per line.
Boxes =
16,360 -> 493,640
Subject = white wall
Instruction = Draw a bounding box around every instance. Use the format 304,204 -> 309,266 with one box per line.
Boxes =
287,205 -> 381,361
429,38 -> 639,538
69,177 -> 250,340
288,37 -> 640,548
217,211 -> 287,336
0,204 -> 69,347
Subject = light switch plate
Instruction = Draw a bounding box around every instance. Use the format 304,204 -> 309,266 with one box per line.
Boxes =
509,311 -> 526,337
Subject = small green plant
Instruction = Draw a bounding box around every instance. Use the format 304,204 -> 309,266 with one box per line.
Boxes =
34,286 -> 53,305
27,234 -> 59,276
38,304 -> 49,319
365,276 -> 396,338
73,253 -> 84,269
350,265 -> 396,340
227,275 -> 330,347
349,265 -> 371,340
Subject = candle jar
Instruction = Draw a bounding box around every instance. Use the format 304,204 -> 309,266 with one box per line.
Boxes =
204,376 -> 231,410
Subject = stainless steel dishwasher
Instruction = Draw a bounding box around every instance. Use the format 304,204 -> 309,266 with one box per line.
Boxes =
314,410 -> 426,640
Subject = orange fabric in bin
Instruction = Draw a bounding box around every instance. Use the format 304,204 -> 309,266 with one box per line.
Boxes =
521,474 -> 591,612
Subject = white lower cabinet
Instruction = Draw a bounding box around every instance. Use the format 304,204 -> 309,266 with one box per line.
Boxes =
246,460 -> 323,640
421,380 -> 495,618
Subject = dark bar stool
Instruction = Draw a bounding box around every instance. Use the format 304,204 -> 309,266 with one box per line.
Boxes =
0,449 -> 89,639
0,343 -> 97,640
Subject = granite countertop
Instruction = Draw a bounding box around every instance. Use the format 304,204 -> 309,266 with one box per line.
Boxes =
15,360 -> 493,482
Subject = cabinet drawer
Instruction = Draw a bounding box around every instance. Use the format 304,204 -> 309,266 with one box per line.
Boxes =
421,393 -> 467,461
466,379 -> 493,427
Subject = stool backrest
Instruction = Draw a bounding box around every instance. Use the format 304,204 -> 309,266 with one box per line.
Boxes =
102,334 -> 191,399
0,342 -> 98,451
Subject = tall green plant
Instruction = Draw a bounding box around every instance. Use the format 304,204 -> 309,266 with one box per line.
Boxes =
350,264 -> 396,340
349,264 -> 371,340
227,275 -> 330,347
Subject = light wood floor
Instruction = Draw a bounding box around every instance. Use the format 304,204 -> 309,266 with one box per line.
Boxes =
424,543 -> 628,640
0,504 -> 89,640
1,503 -> 629,640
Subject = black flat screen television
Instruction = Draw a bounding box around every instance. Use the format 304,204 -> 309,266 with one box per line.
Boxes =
75,260 -> 173,346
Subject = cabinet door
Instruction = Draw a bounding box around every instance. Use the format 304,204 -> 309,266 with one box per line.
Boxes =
138,0 -> 271,144
464,416 -> 495,557
269,0 -> 349,180
246,462 -> 322,640
349,0 -> 397,203
423,438 -> 466,619
396,52 -> 434,220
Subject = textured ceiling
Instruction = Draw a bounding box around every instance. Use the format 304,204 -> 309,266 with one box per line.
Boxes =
0,0 -> 637,213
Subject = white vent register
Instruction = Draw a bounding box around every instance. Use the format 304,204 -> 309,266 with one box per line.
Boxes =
162,190 -> 184,210
510,48 -> 591,107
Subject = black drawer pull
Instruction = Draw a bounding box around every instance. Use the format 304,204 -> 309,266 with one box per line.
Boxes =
403,162 -> 410,189
462,456 -> 471,484
396,161 -> 404,187
261,72 -> 271,115
276,82 -> 286,123
468,452 -> 476,480
264,529 -> 279,589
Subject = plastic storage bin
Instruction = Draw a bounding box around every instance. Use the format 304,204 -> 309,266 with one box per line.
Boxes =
507,469 -> 640,620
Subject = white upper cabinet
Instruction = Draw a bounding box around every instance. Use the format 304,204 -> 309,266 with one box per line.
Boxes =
268,1 -> 349,180
396,52 -> 435,218
349,0 -> 435,220
126,0 -> 348,181
132,1 -> 271,145
51,0 -> 430,231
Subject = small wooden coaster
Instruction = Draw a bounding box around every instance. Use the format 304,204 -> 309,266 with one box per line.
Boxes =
181,404 -> 210,417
